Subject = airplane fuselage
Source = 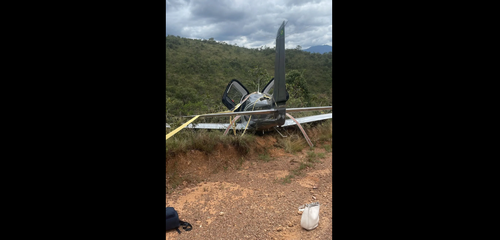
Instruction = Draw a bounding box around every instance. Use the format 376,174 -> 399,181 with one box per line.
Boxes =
237,92 -> 283,131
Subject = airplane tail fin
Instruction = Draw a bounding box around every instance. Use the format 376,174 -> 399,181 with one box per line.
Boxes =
273,21 -> 287,106
273,20 -> 287,125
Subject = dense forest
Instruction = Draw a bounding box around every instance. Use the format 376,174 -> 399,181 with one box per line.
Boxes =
166,35 -> 332,122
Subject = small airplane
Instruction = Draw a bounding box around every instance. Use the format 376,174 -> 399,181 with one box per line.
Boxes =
166,21 -> 332,146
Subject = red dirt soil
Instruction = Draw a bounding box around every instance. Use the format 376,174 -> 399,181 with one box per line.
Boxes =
166,136 -> 332,239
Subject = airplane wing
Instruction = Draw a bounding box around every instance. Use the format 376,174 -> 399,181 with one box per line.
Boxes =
166,106 -> 332,129
166,123 -> 246,129
282,113 -> 332,127
166,113 -> 331,130
285,106 -> 332,113
183,106 -> 332,118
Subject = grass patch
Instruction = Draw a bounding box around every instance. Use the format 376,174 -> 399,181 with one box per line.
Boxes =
296,162 -> 313,173
225,134 -> 255,154
306,151 -> 319,163
166,129 -> 218,154
306,151 -> 323,163
280,174 -> 294,184
166,129 -> 255,155
303,120 -> 332,145
323,144 -> 332,152
278,135 -> 306,153
279,162 -> 314,184
258,153 -> 271,162
316,120 -> 332,142
280,149 -> 326,184
166,118 -> 329,157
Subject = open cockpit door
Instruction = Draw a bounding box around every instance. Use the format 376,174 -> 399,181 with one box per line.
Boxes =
262,78 -> 289,101
262,78 -> 274,95
222,79 -> 250,110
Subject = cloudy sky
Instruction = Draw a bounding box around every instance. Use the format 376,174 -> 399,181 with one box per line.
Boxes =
166,0 -> 332,50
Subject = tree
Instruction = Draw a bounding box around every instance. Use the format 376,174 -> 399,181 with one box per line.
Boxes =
285,70 -> 310,106
295,45 -> 302,51
247,66 -> 270,92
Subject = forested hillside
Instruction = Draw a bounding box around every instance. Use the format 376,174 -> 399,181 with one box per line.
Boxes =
166,35 -> 332,119
303,45 -> 333,54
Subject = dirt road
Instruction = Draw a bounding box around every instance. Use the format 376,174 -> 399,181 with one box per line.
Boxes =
166,144 -> 332,239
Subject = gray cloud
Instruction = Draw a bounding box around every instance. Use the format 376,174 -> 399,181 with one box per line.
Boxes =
166,0 -> 332,49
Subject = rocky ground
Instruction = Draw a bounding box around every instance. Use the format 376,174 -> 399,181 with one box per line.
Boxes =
166,139 -> 332,240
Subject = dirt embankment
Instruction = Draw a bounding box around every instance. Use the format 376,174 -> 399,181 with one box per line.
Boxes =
166,136 -> 332,239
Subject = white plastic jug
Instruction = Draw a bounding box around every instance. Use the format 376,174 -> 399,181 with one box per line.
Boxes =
299,202 -> 320,230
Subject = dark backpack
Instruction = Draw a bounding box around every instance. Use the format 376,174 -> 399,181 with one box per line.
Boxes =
166,207 -> 192,234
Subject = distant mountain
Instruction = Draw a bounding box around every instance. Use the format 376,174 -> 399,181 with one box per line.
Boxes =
303,45 -> 332,54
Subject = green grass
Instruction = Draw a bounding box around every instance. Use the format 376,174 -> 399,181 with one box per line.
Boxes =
166,115 -> 330,157
280,174 -> 294,184
258,153 -> 271,162
296,162 -> 313,173
303,120 -> 332,145
279,162 -> 315,184
323,144 -> 332,152
316,121 -> 332,142
166,129 -> 255,155
279,149 -> 329,184
305,151 -> 325,163
278,135 -> 307,153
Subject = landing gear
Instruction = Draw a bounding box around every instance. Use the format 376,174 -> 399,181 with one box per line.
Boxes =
274,127 -> 287,138
255,130 -> 265,136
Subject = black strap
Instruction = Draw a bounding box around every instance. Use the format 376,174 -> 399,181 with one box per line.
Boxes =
179,221 -> 192,231
174,221 -> 192,234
